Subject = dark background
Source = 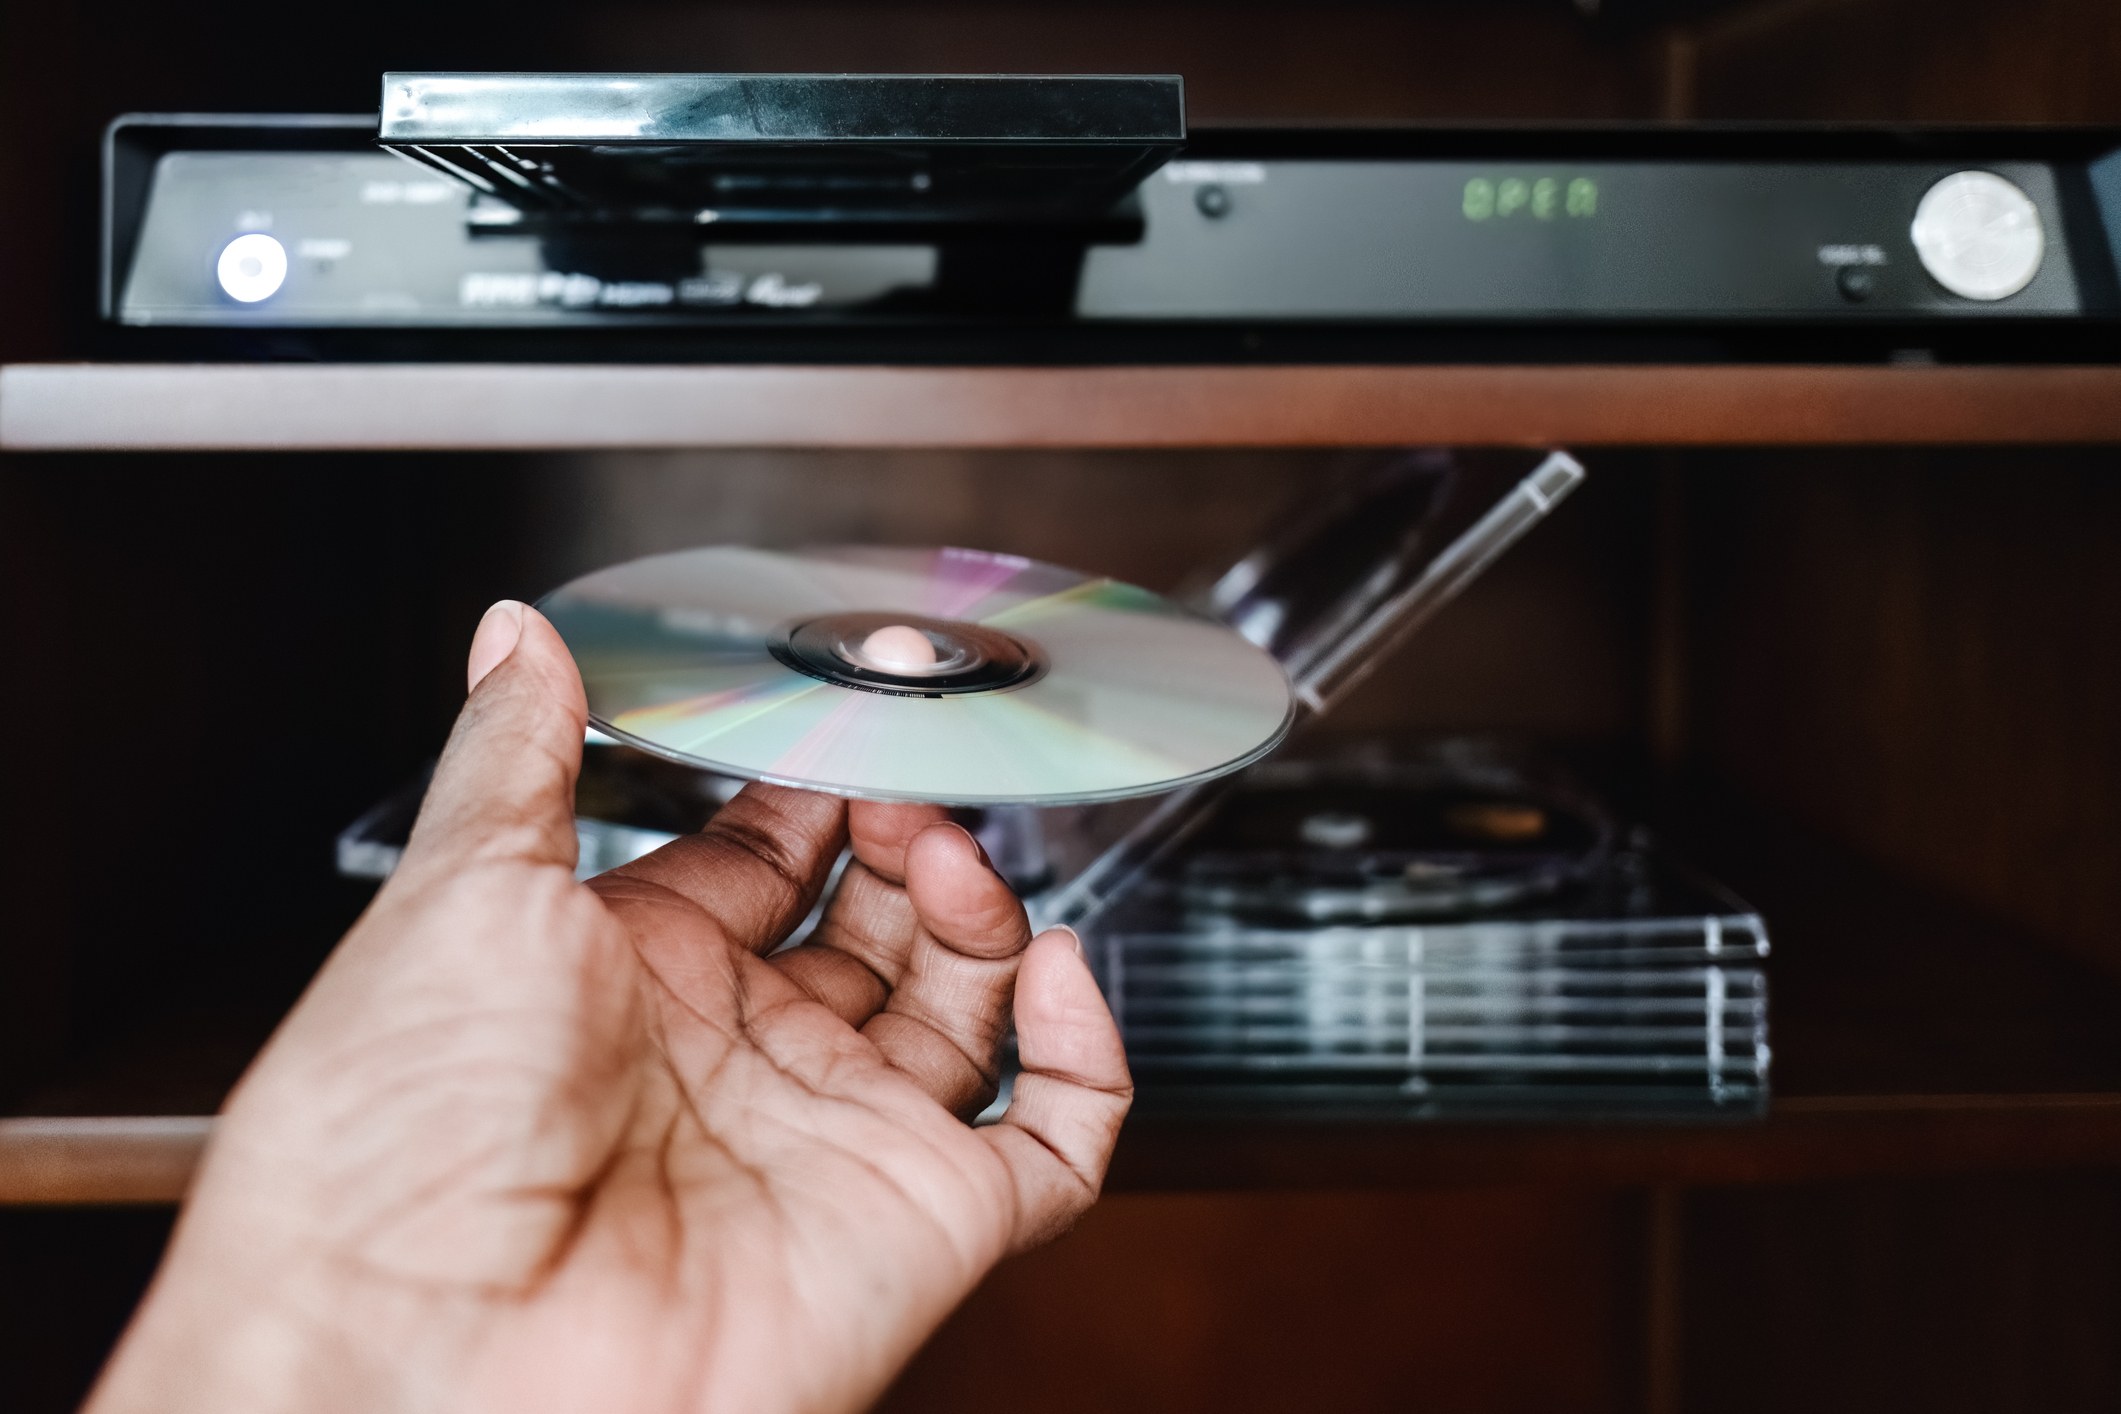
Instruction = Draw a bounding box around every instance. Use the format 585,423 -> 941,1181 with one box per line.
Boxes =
5,1 -> 2121,1410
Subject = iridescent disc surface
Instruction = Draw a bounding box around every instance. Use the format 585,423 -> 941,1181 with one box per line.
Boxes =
539,545 -> 1295,805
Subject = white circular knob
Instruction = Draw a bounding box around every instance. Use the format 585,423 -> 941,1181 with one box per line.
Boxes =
217,233 -> 288,303
1910,171 -> 2044,301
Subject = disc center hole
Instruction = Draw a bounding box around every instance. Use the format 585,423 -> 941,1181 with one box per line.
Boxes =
835,624 -> 975,676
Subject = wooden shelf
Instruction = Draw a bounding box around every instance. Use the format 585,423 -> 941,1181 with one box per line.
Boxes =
14,1093 -> 2120,1205
6,363 -> 2121,451
1111,1094 -> 2121,1190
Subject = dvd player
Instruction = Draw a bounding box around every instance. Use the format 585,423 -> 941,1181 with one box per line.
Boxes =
99,73 -> 2121,363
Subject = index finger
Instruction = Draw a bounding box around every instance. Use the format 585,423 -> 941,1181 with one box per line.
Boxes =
598,782 -> 849,953
847,799 -> 953,884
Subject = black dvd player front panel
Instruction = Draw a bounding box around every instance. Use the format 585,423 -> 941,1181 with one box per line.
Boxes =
100,96 -> 2121,362
1094,159 -> 2084,317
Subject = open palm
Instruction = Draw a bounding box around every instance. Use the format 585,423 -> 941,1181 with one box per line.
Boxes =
90,603 -> 1132,1414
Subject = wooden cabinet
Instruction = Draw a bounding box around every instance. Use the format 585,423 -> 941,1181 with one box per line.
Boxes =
5,0 -> 2120,1410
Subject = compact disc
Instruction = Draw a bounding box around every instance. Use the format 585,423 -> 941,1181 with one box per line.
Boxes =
1176,751 -> 1616,923
537,545 -> 1295,806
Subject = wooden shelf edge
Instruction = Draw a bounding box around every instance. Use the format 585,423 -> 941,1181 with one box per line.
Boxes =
6,363 -> 2121,451
1108,1093 -> 2121,1191
0,1115 -> 213,1205
10,1096 -> 2121,1204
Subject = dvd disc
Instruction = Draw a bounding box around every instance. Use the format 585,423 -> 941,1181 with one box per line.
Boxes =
538,545 -> 1295,806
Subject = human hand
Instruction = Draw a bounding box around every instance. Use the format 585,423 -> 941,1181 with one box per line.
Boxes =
88,601 -> 1132,1414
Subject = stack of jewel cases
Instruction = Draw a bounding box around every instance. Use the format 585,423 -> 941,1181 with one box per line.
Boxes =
1046,743 -> 1770,1122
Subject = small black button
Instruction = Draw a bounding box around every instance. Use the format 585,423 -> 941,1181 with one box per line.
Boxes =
1837,266 -> 1876,302
1195,183 -> 1232,218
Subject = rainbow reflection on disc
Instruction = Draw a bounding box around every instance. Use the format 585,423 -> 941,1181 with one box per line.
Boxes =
538,545 -> 1295,806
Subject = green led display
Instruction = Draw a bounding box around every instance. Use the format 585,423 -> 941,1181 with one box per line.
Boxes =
1464,176 -> 1597,221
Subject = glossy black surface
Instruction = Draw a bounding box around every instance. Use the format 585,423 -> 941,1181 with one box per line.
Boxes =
378,73 -> 1183,231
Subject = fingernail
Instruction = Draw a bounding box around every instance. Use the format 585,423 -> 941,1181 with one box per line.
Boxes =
954,823 -> 994,871
467,599 -> 526,692
1051,925 -> 1084,959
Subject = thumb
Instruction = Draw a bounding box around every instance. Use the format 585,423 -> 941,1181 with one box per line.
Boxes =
397,600 -> 587,880
980,928 -> 1133,1253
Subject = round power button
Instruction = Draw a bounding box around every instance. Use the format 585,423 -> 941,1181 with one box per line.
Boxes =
1909,171 -> 2044,301
217,233 -> 288,303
